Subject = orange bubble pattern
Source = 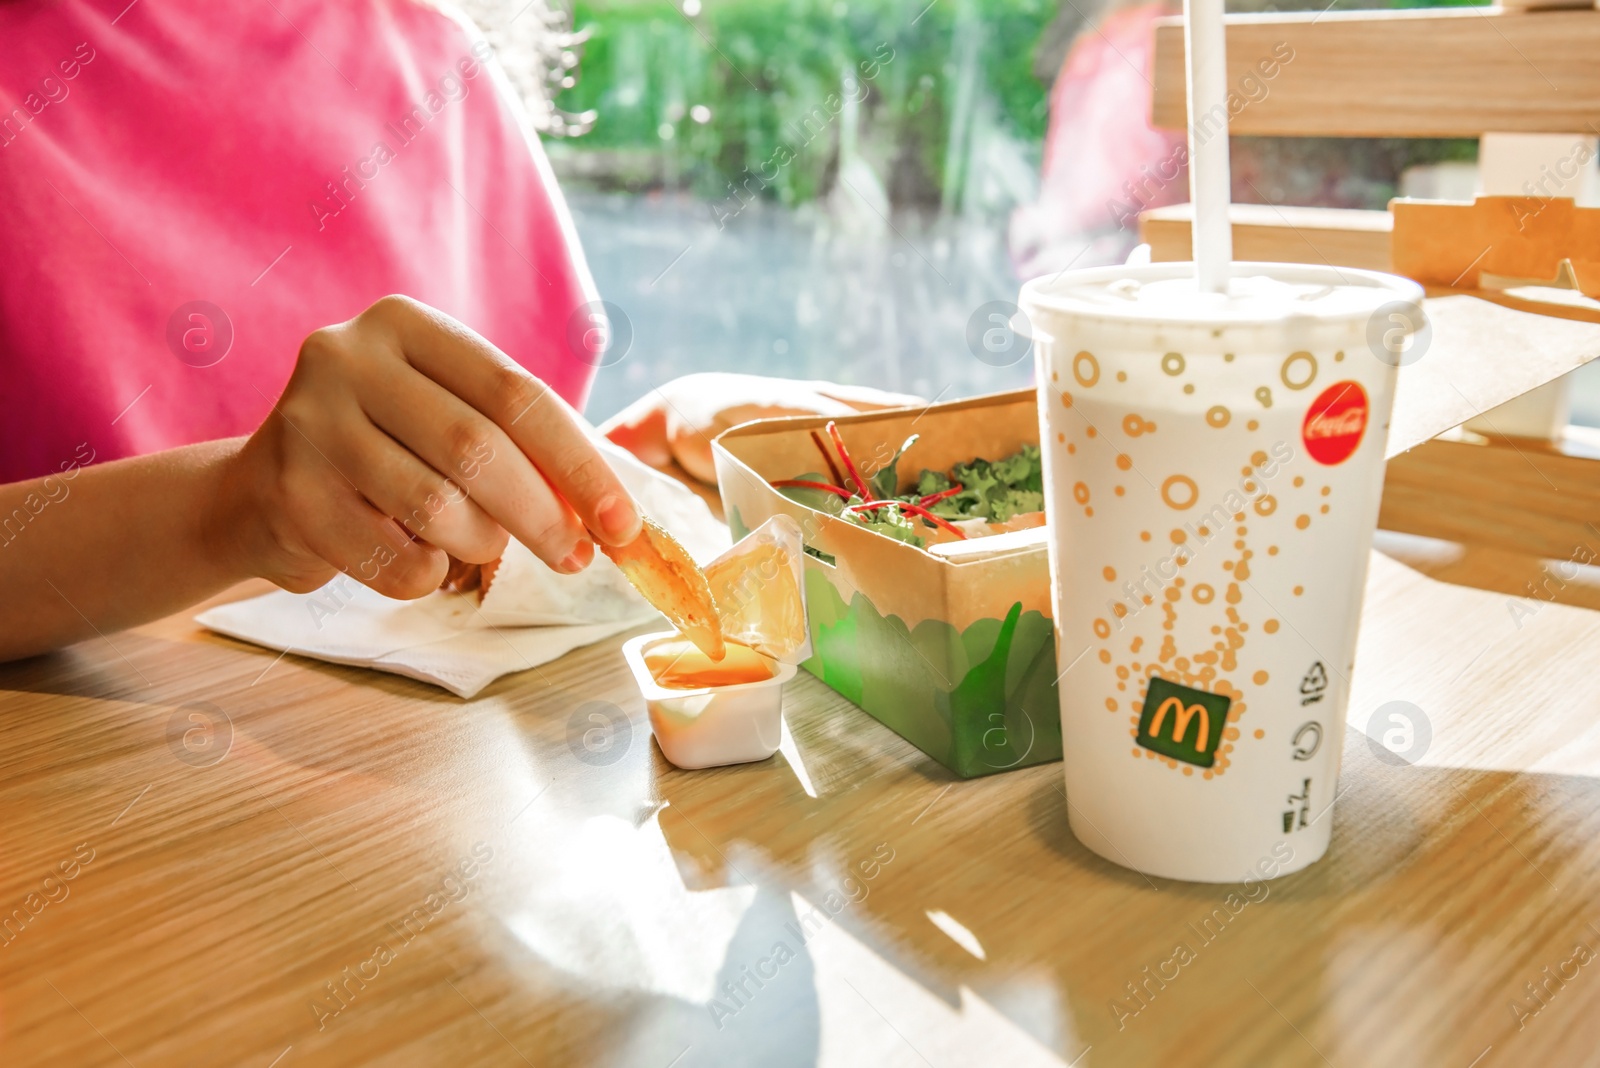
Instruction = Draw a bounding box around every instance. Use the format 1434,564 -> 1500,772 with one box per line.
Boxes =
1049,345 -> 1339,780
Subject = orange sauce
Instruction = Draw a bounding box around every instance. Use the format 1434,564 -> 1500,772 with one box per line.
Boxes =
645,638 -> 777,690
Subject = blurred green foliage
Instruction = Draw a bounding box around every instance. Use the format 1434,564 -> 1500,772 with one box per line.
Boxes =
553,0 -> 1485,209
554,0 -> 1054,205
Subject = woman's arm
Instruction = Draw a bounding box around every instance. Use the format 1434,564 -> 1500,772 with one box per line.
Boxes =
0,295 -> 642,663
0,439 -> 254,660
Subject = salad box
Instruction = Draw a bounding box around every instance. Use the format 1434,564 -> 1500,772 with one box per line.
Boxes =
712,388 -> 1062,778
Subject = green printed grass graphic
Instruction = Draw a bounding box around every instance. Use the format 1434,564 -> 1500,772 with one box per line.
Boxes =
802,569 -> 1061,777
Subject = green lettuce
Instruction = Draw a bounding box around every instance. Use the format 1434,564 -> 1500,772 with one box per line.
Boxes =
777,443 -> 1044,548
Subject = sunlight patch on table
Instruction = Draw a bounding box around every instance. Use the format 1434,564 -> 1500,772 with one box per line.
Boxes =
779,718 -> 819,799
1346,552 -> 1600,778
794,891 -> 1074,1065
505,812 -> 756,1002
926,908 -> 987,961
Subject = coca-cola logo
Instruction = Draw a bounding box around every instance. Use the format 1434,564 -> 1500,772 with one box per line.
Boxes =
1302,381 -> 1368,465
1305,409 -> 1365,439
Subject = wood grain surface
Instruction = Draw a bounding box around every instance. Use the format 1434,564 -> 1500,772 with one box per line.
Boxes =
3,536 -> 1600,1067
1151,9 -> 1600,137
6,288 -> 1600,1067
1381,430 -> 1600,562
1142,204 -> 1393,274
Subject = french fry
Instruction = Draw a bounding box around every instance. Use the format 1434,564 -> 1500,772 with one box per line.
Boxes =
600,517 -> 725,660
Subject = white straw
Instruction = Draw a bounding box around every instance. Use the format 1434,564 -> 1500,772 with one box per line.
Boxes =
1184,0 -> 1233,294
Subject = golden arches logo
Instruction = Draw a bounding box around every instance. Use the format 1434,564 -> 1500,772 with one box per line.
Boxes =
1136,676 -> 1231,768
1147,696 -> 1211,752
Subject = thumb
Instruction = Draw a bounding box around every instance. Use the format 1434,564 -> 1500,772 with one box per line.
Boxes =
809,381 -> 926,412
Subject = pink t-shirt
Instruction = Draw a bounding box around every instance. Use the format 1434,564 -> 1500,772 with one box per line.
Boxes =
0,0 -> 599,484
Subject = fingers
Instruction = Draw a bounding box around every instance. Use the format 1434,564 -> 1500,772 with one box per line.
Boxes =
657,459 -> 725,514
357,345 -> 598,572
367,297 -> 643,548
599,396 -> 673,469
809,381 -> 927,411
642,373 -> 925,484
300,485 -> 449,600
654,373 -> 923,424
324,418 -> 509,565
666,399 -> 853,485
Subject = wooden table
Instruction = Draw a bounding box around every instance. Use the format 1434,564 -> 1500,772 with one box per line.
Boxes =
4,531 -> 1600,1067
7,296 -> 1600,1066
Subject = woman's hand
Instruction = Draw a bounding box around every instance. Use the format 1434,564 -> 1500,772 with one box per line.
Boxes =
217,295 -> 642,600
602,372 -> 925,486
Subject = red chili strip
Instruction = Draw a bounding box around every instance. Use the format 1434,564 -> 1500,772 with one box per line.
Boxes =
824,420 -> 872,499
810,429 -> 847,489
898,502 -> 969,539
918,484 -> 964,506
845,500 -> 967,540
771,478 -> 854,498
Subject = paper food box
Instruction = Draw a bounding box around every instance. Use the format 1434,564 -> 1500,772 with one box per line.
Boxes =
712,388 -> 1061,778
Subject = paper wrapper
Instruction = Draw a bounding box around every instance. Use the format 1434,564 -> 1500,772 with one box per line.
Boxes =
705,513 -> 811,664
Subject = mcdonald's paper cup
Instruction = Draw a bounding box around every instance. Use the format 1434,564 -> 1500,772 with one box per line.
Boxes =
1021,262 -> 1425,882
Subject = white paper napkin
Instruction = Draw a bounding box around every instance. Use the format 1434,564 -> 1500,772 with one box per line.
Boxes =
196,441 -> 731,698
